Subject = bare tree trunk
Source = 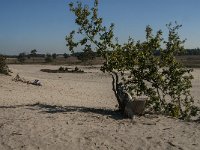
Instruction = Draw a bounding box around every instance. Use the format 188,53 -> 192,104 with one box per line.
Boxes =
111,71 -> 146,118
111,71 -> 126,112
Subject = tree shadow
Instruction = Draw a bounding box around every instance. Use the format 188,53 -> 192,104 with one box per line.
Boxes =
0,102 -> 124,120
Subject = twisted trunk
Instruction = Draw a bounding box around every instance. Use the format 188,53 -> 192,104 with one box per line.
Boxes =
111,71 -> 146,118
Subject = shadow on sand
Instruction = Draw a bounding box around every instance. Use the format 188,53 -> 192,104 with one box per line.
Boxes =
0,102 -> 124,120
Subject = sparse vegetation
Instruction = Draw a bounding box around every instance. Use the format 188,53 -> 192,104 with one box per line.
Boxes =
66,0 -> 198,119
40,66 -> 84,73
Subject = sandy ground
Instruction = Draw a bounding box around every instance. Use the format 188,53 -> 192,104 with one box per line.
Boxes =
0,64 -> 200,150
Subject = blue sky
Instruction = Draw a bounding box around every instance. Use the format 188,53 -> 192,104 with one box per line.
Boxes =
0,0 -> 200,55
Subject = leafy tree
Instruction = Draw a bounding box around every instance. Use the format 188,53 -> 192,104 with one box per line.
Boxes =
0,55 -> 9,75
18,52 -> 26,63
66,0 -> 198,119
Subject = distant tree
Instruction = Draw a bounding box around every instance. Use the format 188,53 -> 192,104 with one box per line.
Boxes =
71,52 -> 83,59
0,55 -> 9,75
18,52 -> 26,63
179,48 -> 200,55
30,49 -> 37,63
63,53 -> 70,59
81,45 -> 95,61
27,54 -> 31,59
30,49 -> 37,56
45,53 -> 52,63
52,53 -> 57,59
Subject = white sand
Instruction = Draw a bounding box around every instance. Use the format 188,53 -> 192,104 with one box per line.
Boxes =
0,65 -> 200,150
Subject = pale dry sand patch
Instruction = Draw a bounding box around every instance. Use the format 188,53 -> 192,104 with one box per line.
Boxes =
0,65 -> 116,108
0,65 -> 200,150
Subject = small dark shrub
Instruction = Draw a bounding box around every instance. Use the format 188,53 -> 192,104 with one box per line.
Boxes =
0,55 -> 9,75
65,67 -> 69,71
74,66 -> 79,71
59,66 -> 65,71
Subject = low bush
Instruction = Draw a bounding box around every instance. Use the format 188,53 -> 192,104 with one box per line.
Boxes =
41,66 -> 84,73
0,55 -> 9,75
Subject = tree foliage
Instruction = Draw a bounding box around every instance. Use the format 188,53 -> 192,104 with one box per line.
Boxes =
66,0 -> 198,119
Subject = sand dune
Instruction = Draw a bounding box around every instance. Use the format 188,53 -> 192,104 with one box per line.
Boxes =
0,65 -> 200,150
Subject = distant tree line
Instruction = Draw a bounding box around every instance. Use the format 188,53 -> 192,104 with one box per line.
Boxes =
5,47 -> 200,64
181,48 -> 200,55
71,50 -> 98,61
153,48 -> 200,56
14,49 -> 98,63
6,47 -> 200,68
